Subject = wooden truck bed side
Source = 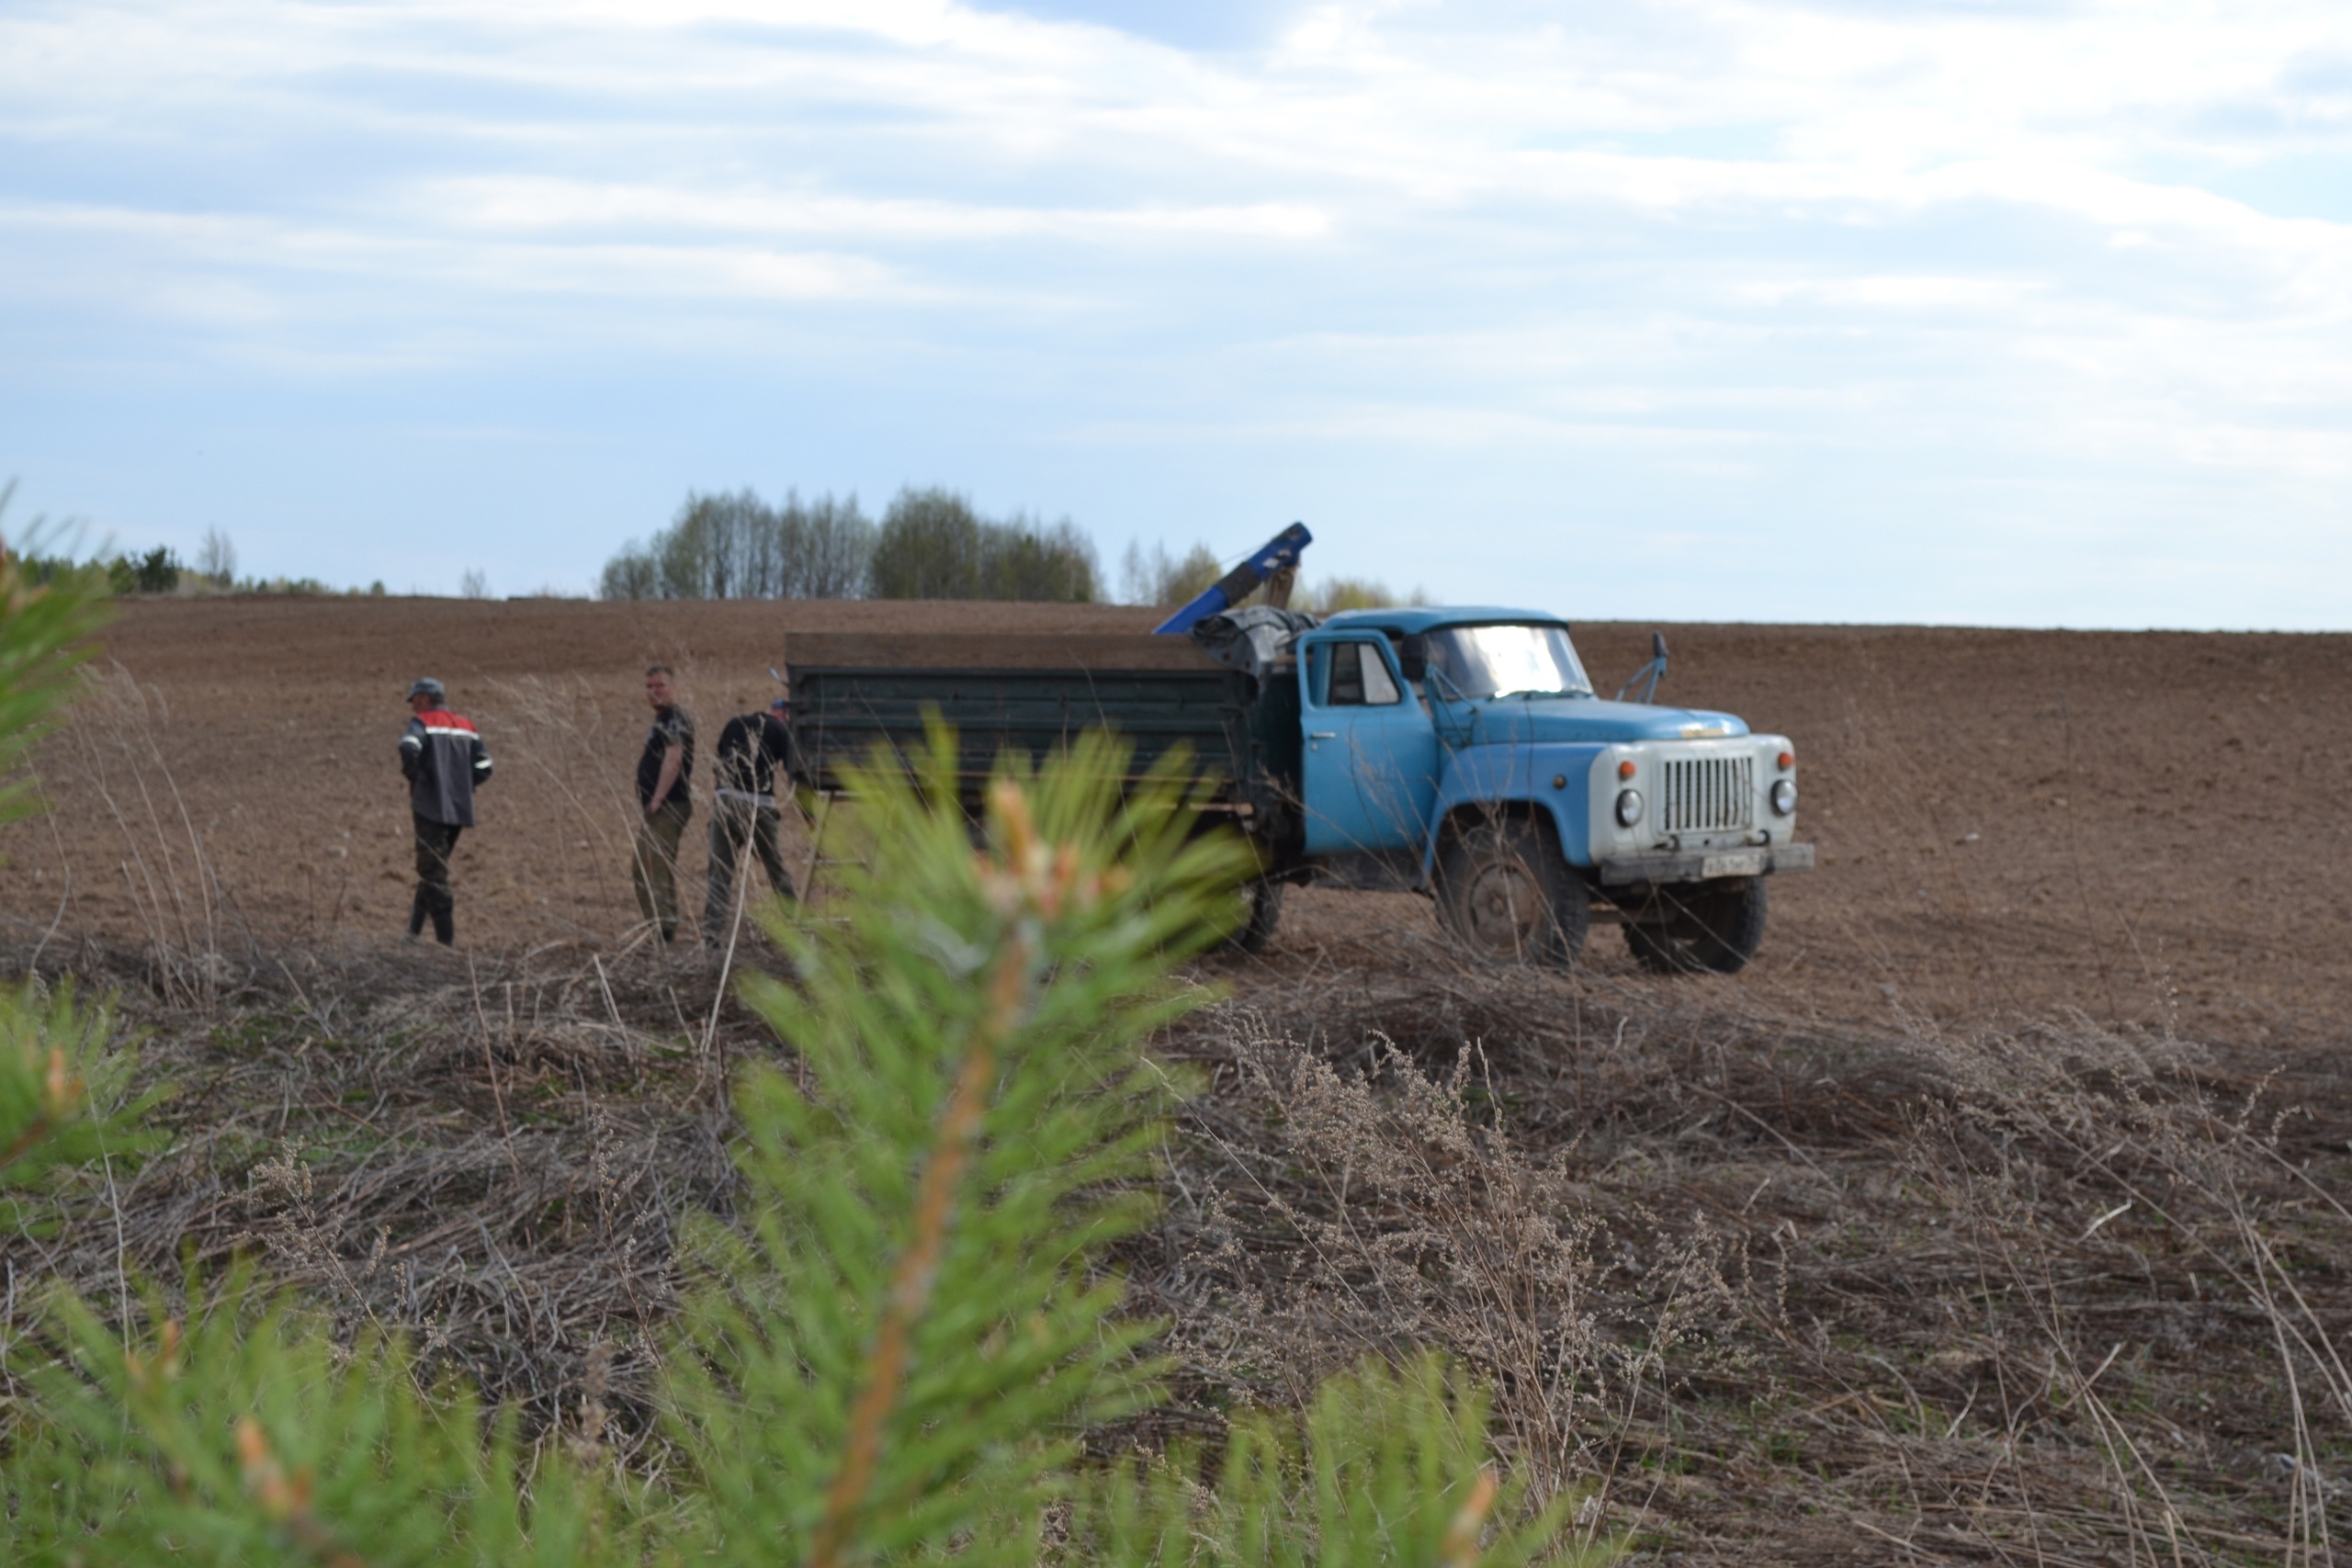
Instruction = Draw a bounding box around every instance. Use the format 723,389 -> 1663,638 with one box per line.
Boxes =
785,632 -> 1259,800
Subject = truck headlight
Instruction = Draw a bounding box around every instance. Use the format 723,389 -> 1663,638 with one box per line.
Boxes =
1770,778 -> 1797,817
1615,788 -> 1644,828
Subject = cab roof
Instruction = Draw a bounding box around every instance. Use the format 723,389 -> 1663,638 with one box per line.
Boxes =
1314,606 -> 1566,636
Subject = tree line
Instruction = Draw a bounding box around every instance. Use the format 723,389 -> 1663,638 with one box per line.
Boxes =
600,487 -> 1102,604
603,486 -> 1425,611
12,520 -> 379,598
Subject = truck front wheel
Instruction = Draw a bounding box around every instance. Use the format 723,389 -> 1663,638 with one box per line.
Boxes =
1623,876 -> 1767,975
1435,817 -> 1588,967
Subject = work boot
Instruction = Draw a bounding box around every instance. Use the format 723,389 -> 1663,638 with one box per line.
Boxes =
431,908 -> 455,947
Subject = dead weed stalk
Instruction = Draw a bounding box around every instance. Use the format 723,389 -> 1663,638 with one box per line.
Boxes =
52,667 -> 233,1004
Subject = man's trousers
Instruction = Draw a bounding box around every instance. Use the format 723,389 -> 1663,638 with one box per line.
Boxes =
631,797 -> 692,943
411,814 -> 463,945
703,796 -> 796,944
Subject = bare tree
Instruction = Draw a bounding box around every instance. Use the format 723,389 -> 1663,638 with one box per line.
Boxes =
788,493 -> 876,599
600,545 -> 656,601
1121,539 -> 1222,606
196,526 -> 236,589
460,568 -> 489,600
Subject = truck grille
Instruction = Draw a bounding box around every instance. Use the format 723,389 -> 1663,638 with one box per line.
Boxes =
1661,755 -> 1753,834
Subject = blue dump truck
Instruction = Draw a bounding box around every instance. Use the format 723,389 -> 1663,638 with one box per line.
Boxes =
785,601 -> 1810,973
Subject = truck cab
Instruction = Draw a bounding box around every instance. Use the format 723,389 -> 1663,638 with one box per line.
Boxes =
1289,608 -> 1810,972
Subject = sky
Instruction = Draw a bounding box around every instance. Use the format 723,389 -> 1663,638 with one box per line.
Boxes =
3,0 -> 2349,626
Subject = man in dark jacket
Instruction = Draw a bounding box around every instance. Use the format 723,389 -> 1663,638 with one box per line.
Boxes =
702,695 -> 798,948
398,677 -> 492,946
632,665 -> 695,944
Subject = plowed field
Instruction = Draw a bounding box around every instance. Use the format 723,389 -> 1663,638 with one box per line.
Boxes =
6,595 -> 2345,1043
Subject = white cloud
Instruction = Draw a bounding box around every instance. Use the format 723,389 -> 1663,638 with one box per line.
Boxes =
413,178 -> 1331,245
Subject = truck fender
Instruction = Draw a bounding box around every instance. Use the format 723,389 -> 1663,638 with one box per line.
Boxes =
1419,741 -> 1608,884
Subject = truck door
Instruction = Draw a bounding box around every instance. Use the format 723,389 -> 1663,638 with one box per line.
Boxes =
1300,636 -> 1441,856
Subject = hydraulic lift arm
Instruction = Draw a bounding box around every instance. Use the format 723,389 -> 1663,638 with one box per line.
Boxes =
1151,523 -> 1314,636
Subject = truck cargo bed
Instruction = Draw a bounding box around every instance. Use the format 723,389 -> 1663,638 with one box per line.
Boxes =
786,633 -> 1258,798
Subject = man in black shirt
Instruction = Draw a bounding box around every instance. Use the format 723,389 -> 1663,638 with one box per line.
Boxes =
631,665 -> 695,944
703,695 -> 798,947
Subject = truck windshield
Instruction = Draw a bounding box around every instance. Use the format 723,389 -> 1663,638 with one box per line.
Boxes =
1423,624 -> 1592,699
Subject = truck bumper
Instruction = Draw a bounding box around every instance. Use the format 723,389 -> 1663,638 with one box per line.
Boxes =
1595,842 -> 1815,886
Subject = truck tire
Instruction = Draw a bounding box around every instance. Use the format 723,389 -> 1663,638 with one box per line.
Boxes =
1435,816 -> 1588,967
1222,879 -> 1285,955
1623,876 -> 1767,975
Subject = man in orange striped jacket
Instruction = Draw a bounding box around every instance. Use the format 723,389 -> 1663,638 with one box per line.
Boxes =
398,677 -> 492,946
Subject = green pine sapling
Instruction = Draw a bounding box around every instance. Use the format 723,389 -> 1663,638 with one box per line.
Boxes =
670,728 -> 1252,1565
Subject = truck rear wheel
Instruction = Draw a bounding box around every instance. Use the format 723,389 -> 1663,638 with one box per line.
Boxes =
1435,816 -> 1588,967
1221,879 -> 1285,955
1623,876 -> 1767,975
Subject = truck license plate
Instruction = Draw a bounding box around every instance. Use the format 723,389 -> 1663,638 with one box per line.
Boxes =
1701,851 -> 1766,878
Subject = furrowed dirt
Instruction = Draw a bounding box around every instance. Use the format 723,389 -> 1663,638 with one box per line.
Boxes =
6,596 -> 2351,1563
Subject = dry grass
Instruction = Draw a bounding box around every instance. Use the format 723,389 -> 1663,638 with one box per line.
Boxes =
36,668 -> 236,1001
1129,960 -> 2352,1563
10,923 -> 2346,1562
0,937 -> 770,1478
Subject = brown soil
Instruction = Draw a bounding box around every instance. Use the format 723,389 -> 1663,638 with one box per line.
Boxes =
9,597 -> 2347,1046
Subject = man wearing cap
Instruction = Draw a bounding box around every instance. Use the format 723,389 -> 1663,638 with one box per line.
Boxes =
702,694 -> 798,949
398,678 -> 492,946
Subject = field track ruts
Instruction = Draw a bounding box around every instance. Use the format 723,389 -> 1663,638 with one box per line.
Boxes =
6,595 -> 2350,1050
